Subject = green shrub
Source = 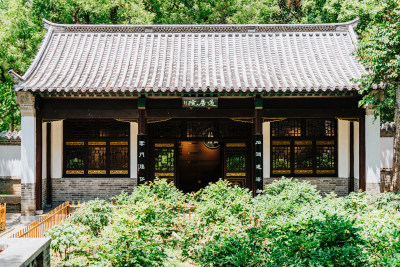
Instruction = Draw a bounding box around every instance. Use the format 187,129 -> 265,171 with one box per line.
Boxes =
68,199 -> 113,236
47,178 -> 400,266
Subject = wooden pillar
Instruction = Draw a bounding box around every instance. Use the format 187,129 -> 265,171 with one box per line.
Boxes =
359,115 -> 366,191
46,122 -> 52,206
35,103 -> 42,211
254,98 -> 263,195
137,98 -> 148,185
349,121 -> 354,193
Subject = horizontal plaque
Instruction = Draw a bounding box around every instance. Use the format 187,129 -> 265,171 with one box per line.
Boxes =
316,170 -> 335,175
294,169 -> 313,175
316,140 -> 335,146
110,142 -> 128,146
66,142 -> 84,146
88,170 -> 107,175
272,141 -> 290,145
88,142 -> 106,146
110,170 -> 129,175
66,170 -> 84,175
155,172 -> 175,177
294,140 -> 312,146
226,172 -> 246,177
182,97 -> 218,108
226,143 -> 246,148
272,170 -> 290,175
155,143 -> 174,148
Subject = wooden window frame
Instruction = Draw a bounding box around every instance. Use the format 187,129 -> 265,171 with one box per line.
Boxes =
270,119 -> 338,177
63,120 -> 130,178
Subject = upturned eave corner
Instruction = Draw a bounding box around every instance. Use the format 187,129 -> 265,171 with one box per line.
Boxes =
8,69 -> 24,84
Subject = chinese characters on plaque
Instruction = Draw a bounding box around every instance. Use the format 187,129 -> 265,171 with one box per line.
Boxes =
137,135 -> 148,184
182,97 -> 218,108
254,134 -> 263,195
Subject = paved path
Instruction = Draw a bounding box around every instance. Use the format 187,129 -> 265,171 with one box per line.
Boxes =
0,212 -> 49,238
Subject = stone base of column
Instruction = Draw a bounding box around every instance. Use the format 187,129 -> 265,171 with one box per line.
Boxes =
366,182 -> 380,193
21,183 -> 36,216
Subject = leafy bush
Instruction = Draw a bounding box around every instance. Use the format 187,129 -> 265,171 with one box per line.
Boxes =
46,178 -> 400,266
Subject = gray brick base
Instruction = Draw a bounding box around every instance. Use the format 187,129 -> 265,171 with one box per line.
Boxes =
21,183 -> 35,216
366,182 -> 380,193
42,177 -> 47,208
263,177 -> 350,197
0,176 -> 21,195
51,178 -> 137,206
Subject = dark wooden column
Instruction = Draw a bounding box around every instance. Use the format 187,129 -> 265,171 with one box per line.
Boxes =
137,98 -> 148,185
254,98 -> 263,195
359,115 -> 366,191
349,121 -> 354,193
46,122 -> 52,206
35,107 -> 42,211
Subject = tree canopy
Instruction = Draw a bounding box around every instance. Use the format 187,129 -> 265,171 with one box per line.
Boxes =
0,0 -> 398,131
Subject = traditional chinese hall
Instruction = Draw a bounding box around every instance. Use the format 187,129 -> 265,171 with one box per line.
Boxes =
10,19 -> 380,215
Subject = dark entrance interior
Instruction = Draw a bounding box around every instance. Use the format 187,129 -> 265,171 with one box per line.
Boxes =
149,119 -> 252,192
178,141 -> 221,192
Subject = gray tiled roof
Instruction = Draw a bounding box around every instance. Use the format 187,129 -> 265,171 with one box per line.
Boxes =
381,122 -> 396,131
0,131 -> 21,140
12,18 -> 365,93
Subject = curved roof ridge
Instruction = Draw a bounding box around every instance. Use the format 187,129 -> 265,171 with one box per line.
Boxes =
42,18 -> 360,33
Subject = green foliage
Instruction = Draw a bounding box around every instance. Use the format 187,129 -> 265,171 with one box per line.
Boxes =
47,178 -> 400,266
0,0 -> 398,129
355,0 -> 400,122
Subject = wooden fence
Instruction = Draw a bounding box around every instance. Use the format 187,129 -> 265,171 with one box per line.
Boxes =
10,201 -> 83,238
0,203 -> 6,231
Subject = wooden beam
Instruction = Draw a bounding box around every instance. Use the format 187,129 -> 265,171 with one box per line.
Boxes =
146,109 -> 255,118
359,115 -> 366,191
261,108 -> 364,118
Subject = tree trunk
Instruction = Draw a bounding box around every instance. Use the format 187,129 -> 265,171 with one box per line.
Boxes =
10,105 -> 14,132
393,86 -> 400,191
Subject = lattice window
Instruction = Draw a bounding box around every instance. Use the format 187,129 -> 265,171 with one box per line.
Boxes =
154,148 -> 175,172
148,121 -> 181,138
187,121 -> 215,138
219,121 -> 252,138
271,119 -> 337,177
63,120 -> 129,177
225,146 -> 246,172
65,146 -> 85,171
271,119 -> 301,137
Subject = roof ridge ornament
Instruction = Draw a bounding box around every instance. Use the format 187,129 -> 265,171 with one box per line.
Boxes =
41,18 -> 361,34
8,70 -> 24,83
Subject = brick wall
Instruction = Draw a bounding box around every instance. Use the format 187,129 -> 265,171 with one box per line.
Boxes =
0,176 -> 21,195
21,183 -> 35,216
42,177 -> 47,209
51,178 -> 137,206
263,177 -> 350,197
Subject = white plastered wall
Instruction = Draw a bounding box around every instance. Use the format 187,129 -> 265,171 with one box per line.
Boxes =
130,122 -> 138,178
0,145 -> 21,177
338,119 -> 350,178
263,122 -> 270,178
365,111 -> 380,190
51,121 -> 63,178
380,137 -> 394,169
21,116 -> 36,184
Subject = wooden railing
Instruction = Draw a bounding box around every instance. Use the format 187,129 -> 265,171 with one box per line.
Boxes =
10,201 -> 83,238
0,203 -> 6,231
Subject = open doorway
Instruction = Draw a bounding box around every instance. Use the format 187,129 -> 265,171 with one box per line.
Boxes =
177,141 -> 221,192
